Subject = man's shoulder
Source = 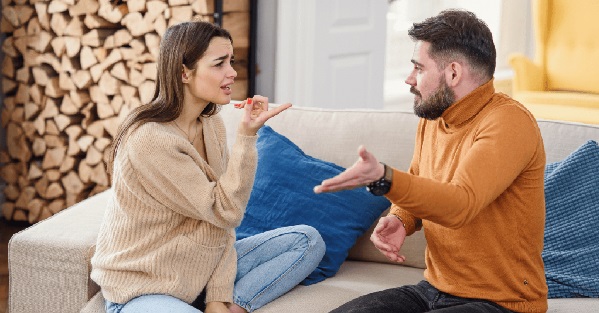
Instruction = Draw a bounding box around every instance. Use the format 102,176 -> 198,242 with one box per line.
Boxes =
486,93 -> 538,125
475,95 -> 543,149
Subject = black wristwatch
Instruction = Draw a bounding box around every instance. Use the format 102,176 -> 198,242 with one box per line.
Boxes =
366,163 -> 393,196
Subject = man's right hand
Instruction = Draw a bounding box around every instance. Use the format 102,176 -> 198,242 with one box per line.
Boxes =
313,145 -> 383,194
370,215 -> 407,263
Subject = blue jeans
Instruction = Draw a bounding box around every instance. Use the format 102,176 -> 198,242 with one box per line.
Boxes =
330,280 -> 514,313
105,225 -> 325,313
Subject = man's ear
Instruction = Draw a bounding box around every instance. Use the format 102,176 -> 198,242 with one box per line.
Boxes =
445,62 -> 462,87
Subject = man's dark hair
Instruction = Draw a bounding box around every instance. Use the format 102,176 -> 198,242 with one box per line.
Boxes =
408,9 -> 496,81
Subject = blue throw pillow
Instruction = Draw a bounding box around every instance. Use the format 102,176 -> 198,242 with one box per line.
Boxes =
236,126 -> 391,285
543,140 -> 599,298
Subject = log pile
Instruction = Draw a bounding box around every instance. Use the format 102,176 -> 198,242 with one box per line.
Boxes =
1,0 -> 251,223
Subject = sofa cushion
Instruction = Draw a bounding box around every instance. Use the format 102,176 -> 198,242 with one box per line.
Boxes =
543,140 -> 599,298
236,126 -> 391,285
255,261 -> 425,313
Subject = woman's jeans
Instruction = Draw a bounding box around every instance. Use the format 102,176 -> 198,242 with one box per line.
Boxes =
105,225 -> 325,313
330,280 -> 514,313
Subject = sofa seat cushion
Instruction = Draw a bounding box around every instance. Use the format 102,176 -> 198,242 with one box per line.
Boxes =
81,292 -> 105,313
254,261 -> 599,313
82,261 -> 599,313
255,261 -> 425,313
546,298 -> 599,313
82,262 -> 425,313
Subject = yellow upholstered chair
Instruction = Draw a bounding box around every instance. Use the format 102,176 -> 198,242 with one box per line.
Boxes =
508,0 -> 599,124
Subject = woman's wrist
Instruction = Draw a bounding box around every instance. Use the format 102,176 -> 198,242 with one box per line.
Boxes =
205,301 -> 229,313
237,124 -> 258,137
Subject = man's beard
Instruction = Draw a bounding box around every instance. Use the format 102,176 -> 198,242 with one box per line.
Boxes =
411,78 -> 456,120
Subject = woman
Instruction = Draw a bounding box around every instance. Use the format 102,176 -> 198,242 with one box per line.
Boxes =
91,20 -> 325,313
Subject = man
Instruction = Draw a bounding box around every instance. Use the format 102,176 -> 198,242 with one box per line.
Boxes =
314,9 -> 548,313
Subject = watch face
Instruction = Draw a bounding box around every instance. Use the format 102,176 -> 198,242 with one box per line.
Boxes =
367,180 -> 391,196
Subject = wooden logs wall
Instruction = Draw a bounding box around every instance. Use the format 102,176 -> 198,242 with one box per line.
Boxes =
0,0 -> 252,223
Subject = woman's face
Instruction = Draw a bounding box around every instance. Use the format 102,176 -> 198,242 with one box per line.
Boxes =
183,36 -> 237,106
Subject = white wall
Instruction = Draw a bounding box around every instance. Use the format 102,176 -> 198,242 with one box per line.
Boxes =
255,0 -> 534,110
255,0 -> 278,100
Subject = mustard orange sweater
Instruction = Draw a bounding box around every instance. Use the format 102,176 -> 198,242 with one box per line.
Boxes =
91,114 -> 258,305
389,81 -> 548,312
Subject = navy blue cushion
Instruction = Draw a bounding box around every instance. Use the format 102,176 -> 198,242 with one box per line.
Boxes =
543,140 -> 599,298
236,126 -> 391,285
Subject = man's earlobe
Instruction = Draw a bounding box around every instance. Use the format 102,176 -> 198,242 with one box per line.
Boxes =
451,63 -> 459,79
447,62 -> 462,86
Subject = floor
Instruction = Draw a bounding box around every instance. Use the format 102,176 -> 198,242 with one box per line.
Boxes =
0,218 -> 29,313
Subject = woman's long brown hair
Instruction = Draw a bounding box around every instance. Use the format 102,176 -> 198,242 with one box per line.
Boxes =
107,20 -> 232,174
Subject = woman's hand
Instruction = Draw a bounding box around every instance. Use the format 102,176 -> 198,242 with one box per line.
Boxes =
235,95 -> 292,136
205,301 -> 230,313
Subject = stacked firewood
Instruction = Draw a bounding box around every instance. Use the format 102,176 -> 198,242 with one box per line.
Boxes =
0,0 -> 251,223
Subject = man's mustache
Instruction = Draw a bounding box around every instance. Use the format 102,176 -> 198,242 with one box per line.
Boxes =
410,86 -> 421,97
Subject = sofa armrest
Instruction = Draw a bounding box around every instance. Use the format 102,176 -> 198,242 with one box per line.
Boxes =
8,190 -> 112,313
508,53 -> 545,93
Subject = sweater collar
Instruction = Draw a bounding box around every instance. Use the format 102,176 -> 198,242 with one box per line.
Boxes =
439,79 -> 495,129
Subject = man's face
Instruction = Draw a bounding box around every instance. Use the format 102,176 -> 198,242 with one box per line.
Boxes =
405,41 -> 456,120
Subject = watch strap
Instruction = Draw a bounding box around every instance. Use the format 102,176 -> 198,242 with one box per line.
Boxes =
366,162 -> 392,196
383,162 -> 393,183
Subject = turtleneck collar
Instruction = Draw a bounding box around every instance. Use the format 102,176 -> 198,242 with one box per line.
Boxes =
438,79 -> 495,130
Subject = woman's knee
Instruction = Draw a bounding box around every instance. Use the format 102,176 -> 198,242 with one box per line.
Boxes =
294,225 -> 326,257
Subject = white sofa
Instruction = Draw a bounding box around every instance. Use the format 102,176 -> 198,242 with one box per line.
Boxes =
8,104 -> 599,313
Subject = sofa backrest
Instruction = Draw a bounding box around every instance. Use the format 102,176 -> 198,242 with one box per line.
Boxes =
219,105 -> 419,171
538,119 -> 599,163
218,104 -> 599,269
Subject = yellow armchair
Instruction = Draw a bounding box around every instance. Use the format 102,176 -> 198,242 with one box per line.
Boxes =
508,0 -> 599,124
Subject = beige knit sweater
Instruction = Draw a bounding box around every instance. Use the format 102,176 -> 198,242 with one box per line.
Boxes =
91,113 -> 258,305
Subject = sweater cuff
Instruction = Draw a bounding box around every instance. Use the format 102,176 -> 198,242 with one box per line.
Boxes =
235,132 -> 258,146
387,210 -> 418,236
205,286 -> 233,304
386,169 -> 420,236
